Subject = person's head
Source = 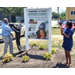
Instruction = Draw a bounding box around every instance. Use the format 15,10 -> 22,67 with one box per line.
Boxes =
66,21 -> 72,29
40,30 -> 44,35
3,18 -> 8,24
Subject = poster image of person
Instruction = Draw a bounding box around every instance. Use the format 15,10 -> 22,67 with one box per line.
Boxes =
36,21 -> 48,39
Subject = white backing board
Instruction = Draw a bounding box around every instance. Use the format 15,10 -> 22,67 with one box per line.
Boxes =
24,8 -> 52,53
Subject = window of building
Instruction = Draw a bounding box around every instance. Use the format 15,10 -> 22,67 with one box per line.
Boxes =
74,11 -> 75,15
71,11 -> 74,15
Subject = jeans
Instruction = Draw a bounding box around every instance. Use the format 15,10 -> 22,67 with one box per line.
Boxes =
2,35 -> 13,56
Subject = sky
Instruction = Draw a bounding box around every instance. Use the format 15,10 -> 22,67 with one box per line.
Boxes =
29,7 -> 66,13
52,7 -> 66,13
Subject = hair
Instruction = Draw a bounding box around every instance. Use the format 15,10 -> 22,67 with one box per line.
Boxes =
66,21 -> 72,29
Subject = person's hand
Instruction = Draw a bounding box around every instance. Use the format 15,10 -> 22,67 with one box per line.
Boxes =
60,26 -> 62,29
8,24 -> 11,28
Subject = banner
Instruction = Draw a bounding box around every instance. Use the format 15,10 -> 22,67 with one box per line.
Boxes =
24,8 -> 52,53
27,9 -> 50,39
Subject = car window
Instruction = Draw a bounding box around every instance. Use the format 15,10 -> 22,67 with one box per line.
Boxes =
15,24 -> 20,27
63,22 -> 67,25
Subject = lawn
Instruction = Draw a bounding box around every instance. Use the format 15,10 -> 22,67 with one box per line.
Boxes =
0,27 -> 75,57
52,27 -> 61,35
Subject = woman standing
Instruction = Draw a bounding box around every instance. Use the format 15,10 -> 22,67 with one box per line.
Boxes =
60,21 -> 74,67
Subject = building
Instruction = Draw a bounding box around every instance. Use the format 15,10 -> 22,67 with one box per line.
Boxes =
0,14 -> 4,20
66,7 -> 75,20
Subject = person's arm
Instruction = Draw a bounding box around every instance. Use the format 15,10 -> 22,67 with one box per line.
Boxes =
60,26 -> 64,35
12,25 -> 20,33
63,32 -> 70,38
61,29 -> 64,35
63,29 -> 74,38
5,25 -> 13,31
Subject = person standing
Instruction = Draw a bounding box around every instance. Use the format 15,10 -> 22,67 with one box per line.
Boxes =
9,23 -> 23,52
2,18 -> 13,56
60,21 -> 74,67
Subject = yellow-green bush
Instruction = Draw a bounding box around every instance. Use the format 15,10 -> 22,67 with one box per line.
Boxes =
43,53 -> 51,61
2,53 -> 13,63
51,48 -> 56,54
21,55 -> 30,62
39,44 -> 45,50
31,42 -> 37,47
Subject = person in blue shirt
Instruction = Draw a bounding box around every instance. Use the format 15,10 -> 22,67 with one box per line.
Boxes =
2,18 -> 13,57
60,21 -> 74,67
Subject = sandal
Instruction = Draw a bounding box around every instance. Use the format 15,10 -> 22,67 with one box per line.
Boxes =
68,63 -> 72,68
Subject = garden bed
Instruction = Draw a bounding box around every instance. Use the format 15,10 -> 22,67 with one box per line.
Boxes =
0,46 -> 75,68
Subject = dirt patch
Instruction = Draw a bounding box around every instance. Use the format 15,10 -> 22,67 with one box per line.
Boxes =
0,46 -> 75,68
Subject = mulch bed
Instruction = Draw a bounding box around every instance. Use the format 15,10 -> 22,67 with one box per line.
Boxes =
0,46 -> 75,68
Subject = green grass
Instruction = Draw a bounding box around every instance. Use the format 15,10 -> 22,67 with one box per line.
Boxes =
52,27 -> 61,35
0,27 -> 75,58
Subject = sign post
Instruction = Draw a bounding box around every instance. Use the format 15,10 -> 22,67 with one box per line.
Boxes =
24,8 -> 52,53
48,8 -> 52,53
24,8 -> 29,51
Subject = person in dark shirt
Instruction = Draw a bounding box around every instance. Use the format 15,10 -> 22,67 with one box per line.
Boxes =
9,23 -> 23,52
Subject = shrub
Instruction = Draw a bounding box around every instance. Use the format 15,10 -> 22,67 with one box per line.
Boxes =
31,42 -> 37,47
51,48 -> 56,54
21,55 -> 30,62
39,44 -> 45,50
43,53 -> 51,61
2,53 -> 13,63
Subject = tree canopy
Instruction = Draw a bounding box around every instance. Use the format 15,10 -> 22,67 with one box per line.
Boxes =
0,7 -> 66,20
0,7 -> 26,16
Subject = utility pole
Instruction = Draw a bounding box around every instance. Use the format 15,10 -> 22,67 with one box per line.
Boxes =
57,7 -> 59,24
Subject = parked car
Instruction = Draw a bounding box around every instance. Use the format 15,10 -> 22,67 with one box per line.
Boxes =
69,20 -> 75,25
61,21 -> 75,30
0,23 -> 25,42
0,25 -> 15,41
0,25 -> 2,41
14,23 -> 25,36
0,20 -> 3,26
59,20 -> 66,25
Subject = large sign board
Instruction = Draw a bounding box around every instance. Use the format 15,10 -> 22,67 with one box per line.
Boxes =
24,8 -> 52,53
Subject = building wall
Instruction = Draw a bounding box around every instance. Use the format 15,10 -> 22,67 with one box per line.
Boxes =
66,7 -> 75,20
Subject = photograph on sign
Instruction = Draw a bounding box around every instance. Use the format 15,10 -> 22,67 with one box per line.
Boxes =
27,9 -> 50,39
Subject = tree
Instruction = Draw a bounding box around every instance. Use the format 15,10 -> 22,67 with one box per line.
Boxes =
0,7 -> 27,21
0,7 -> 26,16
60,12 -> 66,20
52,12 -> 58,20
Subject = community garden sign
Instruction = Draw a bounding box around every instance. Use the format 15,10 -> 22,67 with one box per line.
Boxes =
24,8 -> 52,53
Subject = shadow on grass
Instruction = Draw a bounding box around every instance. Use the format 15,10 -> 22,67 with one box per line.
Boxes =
53,62 -> 69,68
52,27 -> 59,29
